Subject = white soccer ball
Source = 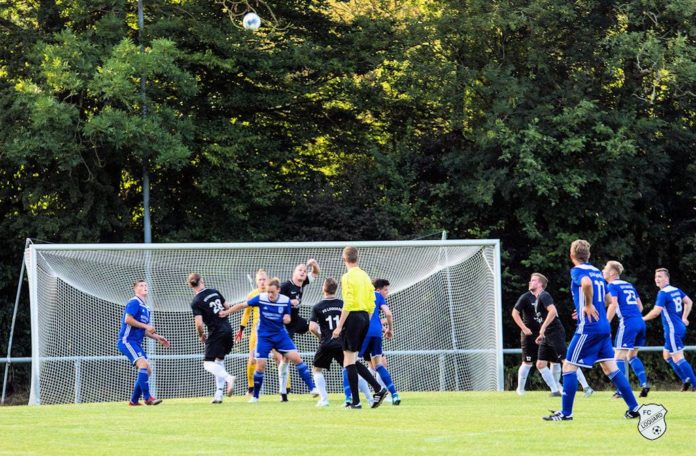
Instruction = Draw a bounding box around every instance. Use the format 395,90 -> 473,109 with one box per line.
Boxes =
242,12 -> 261,31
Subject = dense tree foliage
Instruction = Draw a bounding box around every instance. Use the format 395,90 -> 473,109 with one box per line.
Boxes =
1,0 -> 695,397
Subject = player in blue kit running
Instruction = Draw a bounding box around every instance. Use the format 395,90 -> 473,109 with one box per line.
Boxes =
643,268 -> 696,391
222,277 -> 317,402
603,261 -> 650,398
116,279 -> 170,406
543,240 -> 640,421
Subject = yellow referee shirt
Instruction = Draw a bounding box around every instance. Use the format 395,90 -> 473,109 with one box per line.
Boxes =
341,267 -> 375,314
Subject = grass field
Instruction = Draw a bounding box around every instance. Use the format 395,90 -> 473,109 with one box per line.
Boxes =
0,391 -> 692,455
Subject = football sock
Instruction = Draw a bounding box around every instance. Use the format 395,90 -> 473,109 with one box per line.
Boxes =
629,357 -> 648,386
356,361 -> 381,391
616,359 -> 627,379
608,369 -> 638,411
253,371 -> 264,399
551,363 -> 562,390
539,367 -> 558,393
313,372 -> 328,401
342,368 -> 351,402
561,371 -> 577,417
677,359 -> 696,384
215,360 -> 228,390
576,368 -> 590,389
346,364 -> 360,406
296,362 -> 315,390
278,362 -> 289,394
130,379 -> 142,403
517,363 -> 532,391
375,365 -> 397,395
370,366 -> 387,390
137,368 -> 151,400
247,362 -> 255,389
667,358 -> 688,382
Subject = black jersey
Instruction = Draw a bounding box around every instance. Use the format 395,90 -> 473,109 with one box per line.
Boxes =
280,276 -> 310,328
310,298 -> 344,344
513,290 -> 563,335
190,288 -> 232,336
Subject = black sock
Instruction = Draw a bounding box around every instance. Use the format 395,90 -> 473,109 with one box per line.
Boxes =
356,361 -> 381,392
346,364 -> 359,406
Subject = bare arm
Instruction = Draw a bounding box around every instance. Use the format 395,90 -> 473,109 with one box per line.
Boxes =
307,258 -> 320,278
580,276 -> 599,321
682,296 -> 692,326
511,308 -> 532,336
606,295 -> 618,322
309,321 -> 321,339
332,309 -> 349,339
536,304 -> 558,344
637,297 -> 644,313
220,301 -> 248,318
382,305 -> 394,340
194,315 -> 206,343
643,305 -> 662,321
125,314 -> 154,334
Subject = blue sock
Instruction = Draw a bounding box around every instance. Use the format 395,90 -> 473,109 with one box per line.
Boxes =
629,357 -> 647,386
615,359 -> 627,393
342,368 -> 351,402
130,379 -> 142,403
677,359 -> 696,384
137,368 -> 151,400
561,372 -> 577,417
608,369 -> 638,411
253,371 -> 264,398
296,362 -> 315,391
376,365 -> 397,395
667,358 -> 688,382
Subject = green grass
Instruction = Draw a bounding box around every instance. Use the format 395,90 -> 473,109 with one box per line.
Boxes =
0,391 -> 692,455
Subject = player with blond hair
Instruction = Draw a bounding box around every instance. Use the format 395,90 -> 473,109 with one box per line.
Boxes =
235,269 -> 268,395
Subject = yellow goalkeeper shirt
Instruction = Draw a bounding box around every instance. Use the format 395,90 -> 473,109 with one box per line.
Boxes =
341,267 -> 375,314
241,288 -> 261,328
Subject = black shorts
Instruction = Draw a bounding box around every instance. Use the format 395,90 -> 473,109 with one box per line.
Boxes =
204,330 -> 233,361
286,316 -> 310,339
538,329 -> 567,364
520,333 -> 539,363
313,340 -> 344,370
342,311 -> 370,352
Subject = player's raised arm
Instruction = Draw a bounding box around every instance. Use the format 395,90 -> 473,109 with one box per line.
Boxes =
307,258 -> 320,281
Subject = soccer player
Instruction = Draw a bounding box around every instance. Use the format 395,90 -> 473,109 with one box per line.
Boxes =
358,278 -> 400,405
543,240 -> 640,421
222,277 -> 317,403
602,261 -> 650,398
332,246 -> 387,409
116,279 -> 170,406
188,273 -> 237,404
309,277 -> 346,407
235,269 -> 267,395
278,259 -> 321,401
512,273 -> 593,397
643,267 -> 696,391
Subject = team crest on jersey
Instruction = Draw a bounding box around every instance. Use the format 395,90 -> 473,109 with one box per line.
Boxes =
637,403 -> 668,440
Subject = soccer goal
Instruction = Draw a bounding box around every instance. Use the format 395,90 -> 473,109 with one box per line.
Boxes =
23,240 -> 502,405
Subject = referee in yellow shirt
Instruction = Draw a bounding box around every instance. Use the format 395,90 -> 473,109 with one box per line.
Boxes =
332,246 -> 387,409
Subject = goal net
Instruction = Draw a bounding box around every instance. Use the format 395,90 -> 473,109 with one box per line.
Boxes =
24,240 -> 502,405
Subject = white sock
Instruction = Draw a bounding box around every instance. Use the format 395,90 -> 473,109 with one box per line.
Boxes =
539,367 -> 558,393
358,376 -> 373,404
204,361 -> 229,391
372,367 -> 387,390
517,364 -> 532,391
278,362 -> 289,394
576,368 -> 590,389
313,372 -> 328,401
551,363 -> 562,390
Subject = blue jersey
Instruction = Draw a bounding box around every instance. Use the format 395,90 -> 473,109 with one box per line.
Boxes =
118,296 -> 150,344
656,286 -> 688,335
247,293 -> 291,338
570,263 -> 610,335
367,292 -> 386,337
607,280 -> 643,321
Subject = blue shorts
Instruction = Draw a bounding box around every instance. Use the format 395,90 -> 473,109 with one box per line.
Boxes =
117,340 -> 147,365
359,335 -> 383,360
566,332 -> 614,368
664,329 -> 686,354
614,318 -> 646,350
255,332 -> 297,360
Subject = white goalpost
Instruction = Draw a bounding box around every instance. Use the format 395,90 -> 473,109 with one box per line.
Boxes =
24,239 -> 503,405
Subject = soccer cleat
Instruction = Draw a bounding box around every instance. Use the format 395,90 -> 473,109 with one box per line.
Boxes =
639,385 -> 651,398
248,396 -> 259,404
316,399 -> 330,407
583,387 -> 594,397
226,375 -> 236,397
344,403 -> 362,409
247,386 -> 254,396
310,388 -> 320,398
542,410 -> 572,421
212,391 -> 223,404
549,391 -> 562,397
392,393 -> 401,406
516,387 -> 525,396
280,393 -> 289,402
611,391 -> 623,399
681,381 -> 692,392
144,397 -> 162,406
371,388 -> 388,409
624,409 -> 640,419
128,401 -> 142,406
